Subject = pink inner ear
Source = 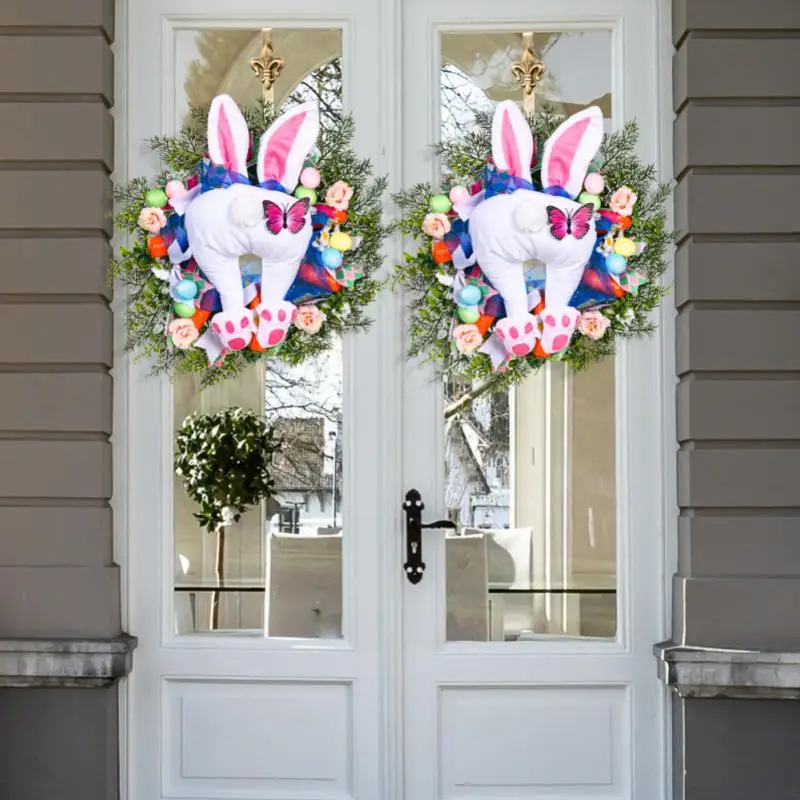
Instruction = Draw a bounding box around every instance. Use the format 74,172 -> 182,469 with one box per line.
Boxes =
501,110 -> 524,178
547,117 -> 590,188
260,112 -> 305,183
217,105 -> 239,170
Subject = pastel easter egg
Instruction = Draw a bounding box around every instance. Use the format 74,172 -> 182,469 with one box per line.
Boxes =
449,185 -> 470,205
584,173 -> 605,195
294,187 -> 318,205
145,188 -> 168,208
165,180 -> 186,199
300,166 -> 321,189
578,191 -> 601,211
458,284 -> 482,306
606,253 -> 628,275
429,194 -> 452,213
173,301 -> 196,319
321,247 -> 344,269
431,240 -> 451,264
175,279 -> 198,302
614,237 -> 637,258
329,231 -> 353,251
457,306 -> 480,324
147,236 -> 168,259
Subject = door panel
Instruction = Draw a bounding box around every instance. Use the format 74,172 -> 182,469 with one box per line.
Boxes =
125,4 -> 395,798
401,1 -> 667,797
124,1 -> 668,798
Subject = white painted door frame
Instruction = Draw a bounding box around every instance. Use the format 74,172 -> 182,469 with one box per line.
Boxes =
115,0 -> 676,797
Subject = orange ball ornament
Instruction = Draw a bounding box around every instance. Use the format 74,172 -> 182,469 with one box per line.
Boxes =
431,240 -> 451,264
148,235 -> 168,258
334,209 -> 348,224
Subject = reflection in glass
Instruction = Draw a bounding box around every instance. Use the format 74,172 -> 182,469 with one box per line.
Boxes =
172,29 -> 344,637
440,31 -> 617,642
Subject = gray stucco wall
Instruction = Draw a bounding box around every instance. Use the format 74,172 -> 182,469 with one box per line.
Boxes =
0,0 -> 121,797
670,0 -> 800,797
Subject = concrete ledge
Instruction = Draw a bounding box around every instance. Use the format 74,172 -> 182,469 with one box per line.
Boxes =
0,634 -> 136,688
655,641 -> 800,700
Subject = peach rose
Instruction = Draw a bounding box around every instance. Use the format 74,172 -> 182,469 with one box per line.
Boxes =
453,323 -> 483,354
608,186 -> 637,217
168,319 -> 199,349
294,304 -> 326,334
577,310 -> 611,340
138,206 -> 167,233
325,180 -> 354,211
422,212 -> 451,239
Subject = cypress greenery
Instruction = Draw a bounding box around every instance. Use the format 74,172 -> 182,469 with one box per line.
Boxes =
393,105 -> 674,393
112,100 -> 389,386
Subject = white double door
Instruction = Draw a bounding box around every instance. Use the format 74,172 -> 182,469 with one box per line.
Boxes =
123,0 -> 671,798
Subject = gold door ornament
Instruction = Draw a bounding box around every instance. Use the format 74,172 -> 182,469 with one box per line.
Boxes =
510,32 -> 545,116
249,28 -> 285,100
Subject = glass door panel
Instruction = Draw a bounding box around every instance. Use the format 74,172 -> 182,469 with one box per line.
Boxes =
170,27 -> 346,638
439,30 -> 618,642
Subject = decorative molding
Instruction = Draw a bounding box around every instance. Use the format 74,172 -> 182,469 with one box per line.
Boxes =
0,634 -> 137,688
655,641 -> 800,700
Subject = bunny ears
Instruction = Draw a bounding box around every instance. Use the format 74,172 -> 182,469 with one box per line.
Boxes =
491,100 -> 604,199
207,95 -> 320,193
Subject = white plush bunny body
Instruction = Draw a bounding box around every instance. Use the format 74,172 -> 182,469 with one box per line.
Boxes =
467,102 -> 604,356
469,190 -> 596,319
182,95 -> 320,353
185,183 -> 311,311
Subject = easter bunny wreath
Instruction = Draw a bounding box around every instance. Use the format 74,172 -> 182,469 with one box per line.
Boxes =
114,95 -> 387,383
394,101 -> 673,392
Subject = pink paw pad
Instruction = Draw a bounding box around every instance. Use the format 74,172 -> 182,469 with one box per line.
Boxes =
210,310 -> 253,351
255,301 -> 296,349
539,307 -> 580,354
495,314 -> 539,357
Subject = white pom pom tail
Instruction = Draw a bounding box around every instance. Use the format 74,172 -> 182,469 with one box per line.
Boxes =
229,195 -> 264,228
514,200 -> 548,233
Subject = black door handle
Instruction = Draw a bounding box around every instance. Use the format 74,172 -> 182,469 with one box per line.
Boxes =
402,489 -> 456,584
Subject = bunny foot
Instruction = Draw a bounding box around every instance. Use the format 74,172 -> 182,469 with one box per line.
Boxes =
210,309 -> 254,351
494,314 -> 539,357
255,300 -> 296,349
539,307 -> 580,354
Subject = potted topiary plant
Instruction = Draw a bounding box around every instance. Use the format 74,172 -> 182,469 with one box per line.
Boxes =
175,407 -> 281,629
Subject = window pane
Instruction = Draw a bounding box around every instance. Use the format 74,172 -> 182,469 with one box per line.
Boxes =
440,31 -> 616,642
172,28 -> 344,638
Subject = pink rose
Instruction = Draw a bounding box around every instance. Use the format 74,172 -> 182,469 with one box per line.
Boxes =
453,323 -> 483,354
577,310 -> 611,340
422,212 -> 451,239
294,304 -> 326,334
608,186 -> 637,217
168,319 -> 199,349
138,206 -> 167,233
325,180 -> 354,211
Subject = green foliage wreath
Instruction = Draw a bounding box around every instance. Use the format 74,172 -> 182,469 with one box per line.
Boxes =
112,100 -> 388,386
393,105 -> 674,394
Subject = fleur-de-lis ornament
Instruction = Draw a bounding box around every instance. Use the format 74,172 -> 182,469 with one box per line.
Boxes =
249,30 -> 285,98
511,33 -> 545,116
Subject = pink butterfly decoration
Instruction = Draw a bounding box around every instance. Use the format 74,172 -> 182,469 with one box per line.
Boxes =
262,197 -> 311,235
546,203 -> 595,241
